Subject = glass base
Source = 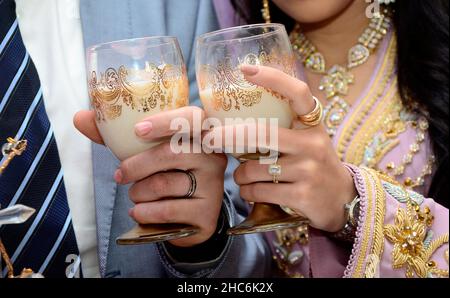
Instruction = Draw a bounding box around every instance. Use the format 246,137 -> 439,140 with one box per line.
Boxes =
116,224 -> 199,245
227,203 -> 308,235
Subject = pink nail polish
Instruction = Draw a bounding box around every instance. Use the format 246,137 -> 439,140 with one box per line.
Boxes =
114,169 -> 122,183
240,64 -> 259,76
135,121 -> 152,137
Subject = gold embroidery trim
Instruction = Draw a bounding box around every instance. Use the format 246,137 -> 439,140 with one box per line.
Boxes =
384,198 -> 449,277
364,254 -> 380,278
350,168 -> 386,278
272,225 -> 308,278
424,234 -> 449,261
351,168 -> 374,277
337,37 -> 397,161
364,169 -> 387,277
346,82 -> 399,166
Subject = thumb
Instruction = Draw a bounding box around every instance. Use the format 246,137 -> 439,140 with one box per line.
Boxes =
73,110 -> 104,145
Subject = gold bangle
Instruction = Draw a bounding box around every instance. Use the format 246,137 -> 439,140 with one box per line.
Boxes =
297,96 -> 323,127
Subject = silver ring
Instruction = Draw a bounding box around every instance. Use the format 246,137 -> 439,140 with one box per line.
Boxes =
184,170 -> 197,198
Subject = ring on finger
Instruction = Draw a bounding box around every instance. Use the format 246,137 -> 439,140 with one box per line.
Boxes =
297,96 -> 323,127
268,162 -> 282,184
182,170 -> 197,198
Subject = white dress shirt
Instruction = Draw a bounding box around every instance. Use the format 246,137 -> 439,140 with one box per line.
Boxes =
15,0 -> 100,277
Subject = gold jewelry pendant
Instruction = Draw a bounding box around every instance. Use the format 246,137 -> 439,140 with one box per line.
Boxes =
323,96 -> 350,137
319,65 -> 354,99
348,44 -> 371,69
304,52 -> 326,73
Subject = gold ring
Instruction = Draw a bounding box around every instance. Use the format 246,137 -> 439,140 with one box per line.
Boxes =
297,96 -> 323,127
184,170 -> 197,198
268,162 -> 281,184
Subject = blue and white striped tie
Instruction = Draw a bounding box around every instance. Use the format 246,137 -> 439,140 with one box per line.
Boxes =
0,0 -> 82,278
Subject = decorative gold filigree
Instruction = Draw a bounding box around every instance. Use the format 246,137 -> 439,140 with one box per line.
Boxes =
364,254 -> 381,278
351,167 -> 386,278
1,138 -> 27,175
88,63 -> 188,122
337,37 -> 397,160
384,199 -> 448,278
365,169 -> 387,278
272,224 -> 308,278
198,51 -> 295,112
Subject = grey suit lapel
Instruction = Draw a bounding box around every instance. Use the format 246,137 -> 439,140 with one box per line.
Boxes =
91,144 -> 119,277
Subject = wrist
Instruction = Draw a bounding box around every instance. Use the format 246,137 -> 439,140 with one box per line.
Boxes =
331,194 -> 361,242
163,204 -> 230,263
331,166 -> 359,232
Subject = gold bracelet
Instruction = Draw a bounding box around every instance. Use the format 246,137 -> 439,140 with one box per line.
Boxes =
297,96 -> 323,127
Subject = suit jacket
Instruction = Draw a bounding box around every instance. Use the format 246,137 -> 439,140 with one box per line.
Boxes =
79,0 -> 271,278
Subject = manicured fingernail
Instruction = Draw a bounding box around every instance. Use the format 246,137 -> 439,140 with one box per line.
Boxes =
240,64 -> 260,76
135,121 -> 152,137
114,169 -> 122,183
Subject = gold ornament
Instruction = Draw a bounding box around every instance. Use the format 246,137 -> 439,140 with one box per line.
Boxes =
384,200 -> 448,278
0,140 -> 41,278
261,0 -> 271,23
290,11 -> 392,136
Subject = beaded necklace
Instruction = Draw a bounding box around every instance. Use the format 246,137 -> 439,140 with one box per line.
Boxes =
290,11 -> 392,136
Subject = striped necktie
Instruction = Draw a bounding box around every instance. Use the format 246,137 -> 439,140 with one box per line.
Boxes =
0,0 -> 82,278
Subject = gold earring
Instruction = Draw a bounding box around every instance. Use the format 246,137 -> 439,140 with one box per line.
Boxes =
262,0 -> 271,23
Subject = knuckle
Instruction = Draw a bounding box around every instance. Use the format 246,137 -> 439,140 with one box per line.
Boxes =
156,143 -> 175,165
159,203 -> 174,223
128,184 -> 139,202
302,159 -> 319,178
133,205 -> 147,223
293,160 -> 305,174
311,137 -> 329,162
295,81 -> 309,96
240,185 -> 251,200
199,212 -> 217,235
241,163 -> 254,182
233,169 -> 240,184
292,184 -> 306,200
120,160 -> 133,181
249,184 -> 259,200
234,166 -> 246,184
203,224 -> 216,238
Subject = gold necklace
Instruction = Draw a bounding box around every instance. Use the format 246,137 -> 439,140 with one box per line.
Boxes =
290,11 -> 392,136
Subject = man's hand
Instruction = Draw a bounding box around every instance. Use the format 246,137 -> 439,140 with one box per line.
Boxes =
74,107 -> 228,247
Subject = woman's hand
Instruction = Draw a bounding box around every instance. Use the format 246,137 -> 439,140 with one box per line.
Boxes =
74,106 -> 228,247
210,65 -> 357,233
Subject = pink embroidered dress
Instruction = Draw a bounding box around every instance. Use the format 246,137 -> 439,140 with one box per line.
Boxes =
213,0 -> 449,278
266,32 -> 448,278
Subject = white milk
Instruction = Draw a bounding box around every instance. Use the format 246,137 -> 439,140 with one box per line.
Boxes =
95,77 -> 188,160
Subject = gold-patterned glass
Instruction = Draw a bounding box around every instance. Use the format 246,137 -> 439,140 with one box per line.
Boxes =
196,24 -> 307,235
87,37 -> 197,245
